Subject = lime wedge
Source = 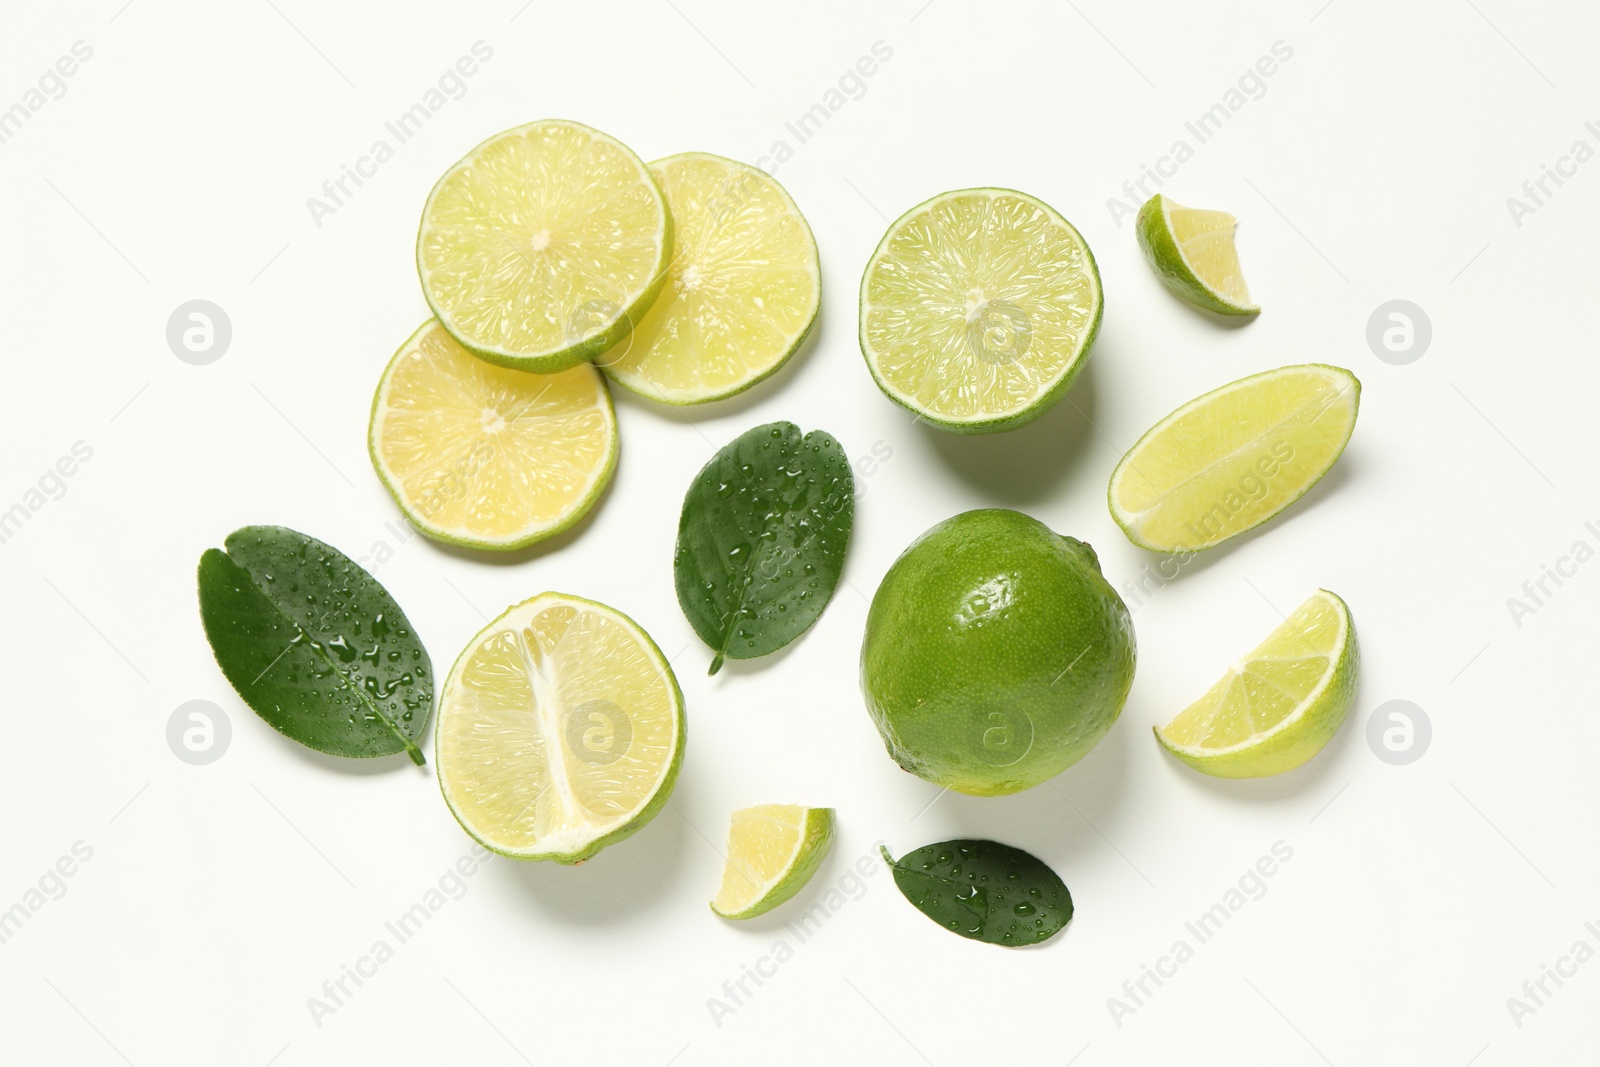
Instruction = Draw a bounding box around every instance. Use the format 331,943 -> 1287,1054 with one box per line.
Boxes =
368,320 -> 617,551
600,153 -> 819,404
1109,364 -> 1359,552
1156,590 -> 1357,778
436,592 -> 685,864
859,188 -> 1102,433
418,119 -> 672,373
711,804 -> 834,919
1136,194 -> 1258,315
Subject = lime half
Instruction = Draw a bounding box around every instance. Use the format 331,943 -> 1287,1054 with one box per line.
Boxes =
1109,364 -> 1359,552
601,153 -> 820,404
418,119 -> 672,373
859,188 -> 1102,433
1156,590 -> 1357,778
436,592 -> 685,864
368,320 -> 618,551
711,804 -> 834,919
1136,194 -> 1258,316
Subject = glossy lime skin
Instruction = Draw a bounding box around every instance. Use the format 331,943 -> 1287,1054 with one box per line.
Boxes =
860,509 -> 1136,796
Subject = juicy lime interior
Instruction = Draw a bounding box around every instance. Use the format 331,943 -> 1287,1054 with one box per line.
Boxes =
712,804 -> 821,914
860,189 -> 1100,426
437,595 -> 681,857
370,321 -> 616,547
1111,365 -> 1358,550
602,154 -> 818,403
418,120 -> 668,364
1166,200 -> 1252,307
1159,592 -> 1345,752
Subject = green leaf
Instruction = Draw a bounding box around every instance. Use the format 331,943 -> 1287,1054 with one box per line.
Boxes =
881,839 -> 1073,947
674,421 -> 853,675
197,525 -> 433,765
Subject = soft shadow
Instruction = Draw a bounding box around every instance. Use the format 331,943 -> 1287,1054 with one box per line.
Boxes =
921,354 -> 1102,506
1128,452 -> 1362,583
498,789 -> 693,925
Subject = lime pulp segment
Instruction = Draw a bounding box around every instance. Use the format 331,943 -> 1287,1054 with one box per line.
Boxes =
1136,193 -> 1257,315
711,804 -> 835,919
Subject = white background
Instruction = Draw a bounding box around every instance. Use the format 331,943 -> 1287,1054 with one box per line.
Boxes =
2,1 -> 1595,1063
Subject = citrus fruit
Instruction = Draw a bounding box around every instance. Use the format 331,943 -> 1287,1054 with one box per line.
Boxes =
860,509 -> 1135,797
1155,590 -> 1357,778
600,153 -> 819,404
710,804 -> 834,919
858,188 -> 1102,433
1135,193 -> 1258,315
1108,364 -> 1359,552
417,119 -> 672,373
436,592 -> 685,863
368,319 -> 618,551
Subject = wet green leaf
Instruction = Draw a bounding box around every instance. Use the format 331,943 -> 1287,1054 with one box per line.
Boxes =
882,839 -> 1073,947
674,421 -> 853,674
197,525 -> 432,764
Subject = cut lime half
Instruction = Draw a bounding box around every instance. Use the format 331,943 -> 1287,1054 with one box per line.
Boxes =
1109,364 -> 1359,552
859,188 -> 1102,433
436,592 -> 686,863
368,320 -> 618,551
1136,194 -> 1258,316
1156,590 -> 1357,778
601,153 -> 820,404
711,804 -> 834,919
418,119 -> 672,373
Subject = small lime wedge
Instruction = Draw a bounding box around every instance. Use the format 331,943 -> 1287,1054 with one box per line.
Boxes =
711,804 -> 834,919
1109,364 -> 1359,552
1156,590 -> 1357,778
1136,193 -> 1258,316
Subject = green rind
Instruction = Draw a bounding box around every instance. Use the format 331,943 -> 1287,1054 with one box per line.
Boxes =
1156,591 -> 1358,779
435,592 -> 687,865
417,119 -> 675,374
1108,364 -> 1361,553
1135,193 -> 1259,317
367,319 -> 620,553
712,807 -> 836,920
858,187 -> 1104,435
603,153 -> 821,406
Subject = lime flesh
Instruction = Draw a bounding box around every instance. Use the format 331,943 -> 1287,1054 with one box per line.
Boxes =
711,805 -> 834,919
859,188 -> 1102,433
1156,590 -> 1357,778
1136,193 -> 1258,315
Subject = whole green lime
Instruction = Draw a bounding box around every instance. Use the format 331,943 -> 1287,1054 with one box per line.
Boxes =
860,509 -> 1136,796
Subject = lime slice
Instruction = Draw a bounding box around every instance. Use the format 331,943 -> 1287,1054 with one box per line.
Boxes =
859,188 -> 1102,434
1108,364 -> 1359,552
600,153 -> 819,404
368,320 -> 618,551
1155,590 -> 1357,778
417,119 -> 672,373
711,804 -> 834,919
1136,194 -> 1258,316
436,592 -> 686,864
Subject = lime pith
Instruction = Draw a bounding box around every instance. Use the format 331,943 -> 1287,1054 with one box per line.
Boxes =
601,153 -> 820,404
1109,364 -> 1360,552
418,119 -> 672,373
1136,193 -> 1258,316
436,592 -> 685,864
711,805 -> 834,919
1156,590 -> 1357,778
368,320 -> 618,551
859,188 -> 1103,433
